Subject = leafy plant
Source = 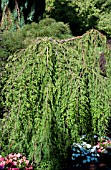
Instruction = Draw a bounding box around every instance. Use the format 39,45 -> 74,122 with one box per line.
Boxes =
71,134 -> 111,167
47,0 -> 111,38
1,29 -> 111,169
96,136 -> 111,153
0,18 -> 73,123
0,153 -> 33,170
0,18 -> 72,58
97,12 -> 111,38
71,142 -> 100,167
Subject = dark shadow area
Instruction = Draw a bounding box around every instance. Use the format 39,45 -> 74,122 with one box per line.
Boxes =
8,0 -> 45,23
107,119 -> 111,138
49,0 -> 99,36
63,151 -> 111,170
106,39 -> 111,138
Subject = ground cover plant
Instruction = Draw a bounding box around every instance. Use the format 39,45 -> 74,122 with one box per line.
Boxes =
1,29 -> 111,169
0,153 -> 33,170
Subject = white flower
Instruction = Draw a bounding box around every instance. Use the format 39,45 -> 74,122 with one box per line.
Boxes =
97,153 -> 100,157
86,144 -> 91,148
90,146 -> 96,152
82,142 -> 87,145
80,135 -> 86,140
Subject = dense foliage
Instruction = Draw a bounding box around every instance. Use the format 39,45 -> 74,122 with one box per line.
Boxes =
1,29 -> 111,169
46,0 -> 111,38
1,1 -> 111,169
0,18 -> 73,120
1,0 -> 45,30
1,0 -> 111,38
0,18 -> 72,59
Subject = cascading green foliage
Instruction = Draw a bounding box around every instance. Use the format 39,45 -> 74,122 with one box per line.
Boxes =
1,29 -> 111,169
0,18 -> 73,122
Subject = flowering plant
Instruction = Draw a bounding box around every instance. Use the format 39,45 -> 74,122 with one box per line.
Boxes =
71,141 -> 100,167
71,135 -> 111,167
0,153 -> 33,170
96,136 -> 111,153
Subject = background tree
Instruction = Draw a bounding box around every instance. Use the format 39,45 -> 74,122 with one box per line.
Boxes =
1,0 -> 45,30
46,0 -> 111,38
1,0 -> 111,38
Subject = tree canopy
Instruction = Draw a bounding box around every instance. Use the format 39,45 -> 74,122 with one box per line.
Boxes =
1,0 -> 111,38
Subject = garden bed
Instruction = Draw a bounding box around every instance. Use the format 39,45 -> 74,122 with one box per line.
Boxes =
69,135 -> 111,170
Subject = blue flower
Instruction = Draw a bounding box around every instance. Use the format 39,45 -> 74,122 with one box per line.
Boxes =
83,160 -> 87,163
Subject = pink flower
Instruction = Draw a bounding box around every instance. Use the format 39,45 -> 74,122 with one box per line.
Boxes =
13,157 -> 17,161
100,146 -> 103,150
8,154 -> 14,159
13,153 -> 17,157
97,149 -> 102,153
5,159 -> 13,164
102,142 -> 107,145
18,159 -> 23,164
12,161 -> 17,166
16,153 -> 22,158
25,160 -> 29,166
0,157 -> 4,161
8,168 -> 20,170
0,153 -> 33,170
23,156 -> 26,160
25,166 -> 33,170
0,161 -> 5,166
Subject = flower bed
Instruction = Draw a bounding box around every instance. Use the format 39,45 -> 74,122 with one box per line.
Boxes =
0,153 -> 33,170
71,135 -> 111,168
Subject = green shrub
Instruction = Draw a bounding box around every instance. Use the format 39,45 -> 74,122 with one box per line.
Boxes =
0,18 -> 73,143
97,13 -> 111,38
21,18 -> 72,39
0,18 -> 72,58
46,0 -> 111,38
1,29 -> 111,169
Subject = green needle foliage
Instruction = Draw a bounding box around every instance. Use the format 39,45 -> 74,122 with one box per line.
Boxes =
1,29 -> 111,169
0,18 -> 73,122
0,18 -> 72,60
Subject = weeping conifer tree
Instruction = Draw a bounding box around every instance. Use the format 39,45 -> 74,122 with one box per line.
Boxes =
1,29 -> 111,169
